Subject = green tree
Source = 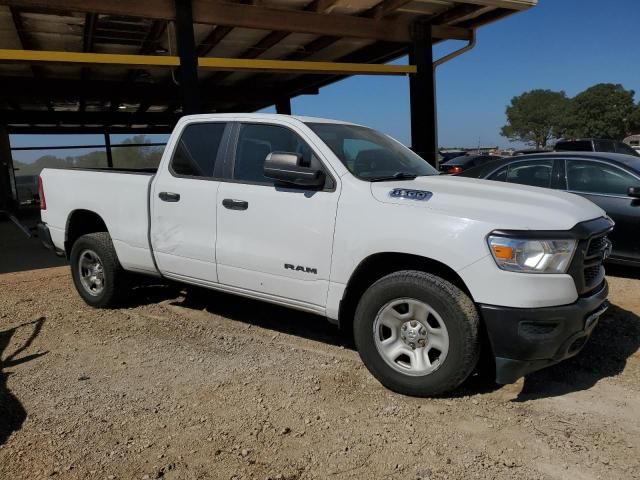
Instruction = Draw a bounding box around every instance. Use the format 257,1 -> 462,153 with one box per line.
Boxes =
501,90 -> 571,148
568,83 -> 636,140
628,104 -> 640,135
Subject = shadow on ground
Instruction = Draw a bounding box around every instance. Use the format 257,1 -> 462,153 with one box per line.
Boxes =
169,285 -> 349,348
515,303 -> 640,401
122,283 -> 639,400
0,317 -> 47,445
168,285 -> 502,396
0,216 -> 66,274
606,264 -> 640,280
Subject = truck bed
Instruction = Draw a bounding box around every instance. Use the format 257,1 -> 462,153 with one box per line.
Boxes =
40,167 -> 158,275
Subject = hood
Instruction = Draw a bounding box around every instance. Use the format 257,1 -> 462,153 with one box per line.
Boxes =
370,176 -> 606,231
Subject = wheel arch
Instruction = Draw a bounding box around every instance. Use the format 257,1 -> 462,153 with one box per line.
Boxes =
64,209 -> 109,258
338,252 -> 474,331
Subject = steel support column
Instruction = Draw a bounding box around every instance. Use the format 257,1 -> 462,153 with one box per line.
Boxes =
174,0 -> 201,115
0,125 -> 15,211
275,98 -> 292,115
409,21 -> 437,166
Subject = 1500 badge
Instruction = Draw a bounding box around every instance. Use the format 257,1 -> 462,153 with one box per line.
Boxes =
285,264 -> 318,274
389,188 -> 432,201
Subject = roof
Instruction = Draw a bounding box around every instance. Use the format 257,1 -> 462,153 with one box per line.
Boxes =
0,0 -> 537,133
177,112 -> 358,124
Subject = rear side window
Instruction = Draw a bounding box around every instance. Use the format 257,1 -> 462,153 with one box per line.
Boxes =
555,141 -> 592,152
595,140 -> 616,153
171,123 -> 226,177
614,142 -> 640,157
567,160 -> 639,196
505,160 -> 554,188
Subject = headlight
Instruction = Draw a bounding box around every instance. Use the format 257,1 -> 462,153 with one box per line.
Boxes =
487,236 -> 576,274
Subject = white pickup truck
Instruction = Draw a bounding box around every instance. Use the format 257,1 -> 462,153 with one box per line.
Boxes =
39,113 -> 613,396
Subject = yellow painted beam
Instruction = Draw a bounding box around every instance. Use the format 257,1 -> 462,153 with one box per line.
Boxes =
0,49 -> 180,67
197,57 -> 416,75
0,49 -> 416,75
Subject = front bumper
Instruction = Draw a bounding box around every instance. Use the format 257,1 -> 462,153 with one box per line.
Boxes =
478,280 -> 609,384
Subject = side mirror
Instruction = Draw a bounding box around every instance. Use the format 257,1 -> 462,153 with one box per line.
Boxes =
628,187 -> 640,199
264,151 -> 325,188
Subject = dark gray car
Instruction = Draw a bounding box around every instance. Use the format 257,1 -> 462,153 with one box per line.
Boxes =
461,152 -> 640,266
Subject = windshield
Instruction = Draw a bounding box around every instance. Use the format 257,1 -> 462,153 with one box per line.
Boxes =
306,122 -> 438,180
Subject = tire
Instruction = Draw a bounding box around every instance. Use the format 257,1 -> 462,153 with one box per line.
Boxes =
70,232 -> 126,308
353,270 -> 480,397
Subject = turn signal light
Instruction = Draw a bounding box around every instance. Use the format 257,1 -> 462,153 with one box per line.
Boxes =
491,244 -> 514,260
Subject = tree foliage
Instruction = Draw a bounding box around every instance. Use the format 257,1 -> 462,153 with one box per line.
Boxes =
502,83 -> 640,146
568,83 -> 637,140
501,90 -> 571,148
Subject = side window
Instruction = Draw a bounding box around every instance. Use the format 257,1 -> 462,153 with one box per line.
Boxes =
505,160 -> 553,188
234,123 -> 321,184
171,123 -> 226,177
487,165 -> 508,182
614,142 -> 639,156
567,160 -> 639,196
595,140 -> 616,153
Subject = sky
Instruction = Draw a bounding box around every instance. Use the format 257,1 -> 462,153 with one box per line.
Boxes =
10,0 -> 640,156
284,0 -> 640,148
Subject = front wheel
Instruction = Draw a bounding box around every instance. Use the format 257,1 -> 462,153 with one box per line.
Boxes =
353,271 -> 480,396
70,232 -> 126,308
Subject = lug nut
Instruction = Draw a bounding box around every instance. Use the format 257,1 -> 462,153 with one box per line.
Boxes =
420,327 -> 426,335
402,324 -> 407,330
409,342 -> 416,349
410,320 -> 418,327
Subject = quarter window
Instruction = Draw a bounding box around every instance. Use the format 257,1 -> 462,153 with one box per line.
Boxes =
487,166 -> 508,181
171,123 -> 226,177
505,160 -> 553,188
566,160 -> 639,196
234,124 -> 320,184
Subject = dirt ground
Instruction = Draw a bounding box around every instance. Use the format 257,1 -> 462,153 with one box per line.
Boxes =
0,266 -> 638,480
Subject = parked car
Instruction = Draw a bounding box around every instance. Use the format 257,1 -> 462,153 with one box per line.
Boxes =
461,152 -> 640,265
555,139 -> 640,157
439,150 -> 467,162
439,154 -> 503,175
39,114 -> 612,396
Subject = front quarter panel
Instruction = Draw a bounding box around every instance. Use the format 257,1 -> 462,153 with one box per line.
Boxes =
330,176 -> 580,313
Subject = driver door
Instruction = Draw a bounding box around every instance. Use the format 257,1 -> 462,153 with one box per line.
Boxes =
215,122 -> 340,310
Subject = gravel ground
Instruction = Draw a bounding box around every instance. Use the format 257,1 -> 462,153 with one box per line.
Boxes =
0,266 -> 639,480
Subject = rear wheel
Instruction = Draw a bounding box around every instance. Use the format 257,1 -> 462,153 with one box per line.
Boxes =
70,232 -> 125,308
353,271 -> 480,396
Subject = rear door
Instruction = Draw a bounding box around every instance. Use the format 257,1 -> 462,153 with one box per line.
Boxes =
563,158 -> 640,260
150,121 -> 230,282
215,121 -> 339,310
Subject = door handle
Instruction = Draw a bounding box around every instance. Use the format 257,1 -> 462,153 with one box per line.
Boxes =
159,191 -> 180,202
222,198 -> 249,210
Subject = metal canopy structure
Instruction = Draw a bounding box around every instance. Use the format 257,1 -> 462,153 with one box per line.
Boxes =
0,0 -> 536,142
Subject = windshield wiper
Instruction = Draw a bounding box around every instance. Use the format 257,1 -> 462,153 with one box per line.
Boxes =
368,172 -> 418,182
